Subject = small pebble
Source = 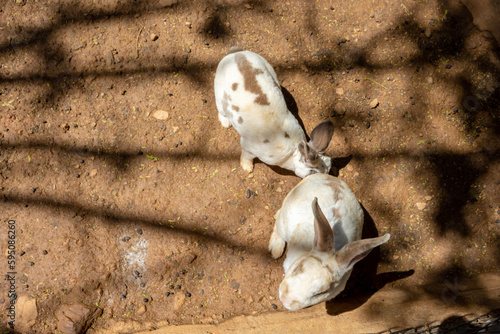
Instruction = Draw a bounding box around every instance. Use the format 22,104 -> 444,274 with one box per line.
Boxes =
28,261 -> 35,266
42,250 -> 48,255
176,284 -> 182,289
272,304 -> 278,309
186,292 -> 192,297
445,64 -> 452,69
122,236 -> 131,242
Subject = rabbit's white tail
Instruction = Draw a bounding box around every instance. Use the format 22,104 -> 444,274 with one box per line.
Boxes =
227,46 -> 243,54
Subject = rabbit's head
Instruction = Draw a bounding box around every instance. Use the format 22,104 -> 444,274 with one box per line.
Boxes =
294,120 -> 334,178
279,198 -> 390,311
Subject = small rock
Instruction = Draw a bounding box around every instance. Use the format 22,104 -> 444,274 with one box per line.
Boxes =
426,77 -> 433,84
425,27 -> 432,38
185,253 -> 197,263
425,196 -> 433,201
17,295 -> 38,332
153,110 -> 169,120
369,98 -> 379,109
150,33 -> 158,41
56,303 -> 102,334
172,126 -> 180,134
336,87 -> 344,95
174,292 -> 186,311
106,51 -> 114,66
89,169 -> 98,177
416,202 -> 427,210
137,305 -> 147,315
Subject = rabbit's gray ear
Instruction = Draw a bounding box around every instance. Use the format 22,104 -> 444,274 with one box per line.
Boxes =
298,141 -> 318,163
312,197 -> 334,252
309,120 -> 334,153
336,234 -> 390,272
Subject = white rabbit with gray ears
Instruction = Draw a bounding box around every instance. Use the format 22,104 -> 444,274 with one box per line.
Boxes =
214,47 -> 334,178
268,173 -> 390,311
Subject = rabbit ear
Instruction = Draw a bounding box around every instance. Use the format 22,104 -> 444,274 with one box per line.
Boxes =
298,141 -> 318,163
312,197 -> 334,252
309,120 -> 334,153
335,234 -> 390,272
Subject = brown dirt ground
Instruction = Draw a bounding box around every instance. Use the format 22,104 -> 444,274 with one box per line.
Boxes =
0,0 -> 499,333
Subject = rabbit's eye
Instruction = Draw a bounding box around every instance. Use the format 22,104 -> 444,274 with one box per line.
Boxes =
312,289 -> 329,298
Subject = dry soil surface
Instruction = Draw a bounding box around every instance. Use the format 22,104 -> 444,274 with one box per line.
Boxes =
0,0 -> 499,333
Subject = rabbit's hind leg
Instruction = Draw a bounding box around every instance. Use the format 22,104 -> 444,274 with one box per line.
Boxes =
269,223 -> 286,259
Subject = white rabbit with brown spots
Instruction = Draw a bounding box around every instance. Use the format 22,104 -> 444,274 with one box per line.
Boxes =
214,48 -> 334,178
268,173 -> 390,311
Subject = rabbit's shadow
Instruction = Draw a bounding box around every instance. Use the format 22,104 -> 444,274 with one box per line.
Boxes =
325,204 -> 414,316
281,85 -> 307,136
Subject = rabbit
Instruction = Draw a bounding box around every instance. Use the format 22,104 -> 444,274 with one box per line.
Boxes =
268,173 -> 390,311
214,48 -> 335,178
